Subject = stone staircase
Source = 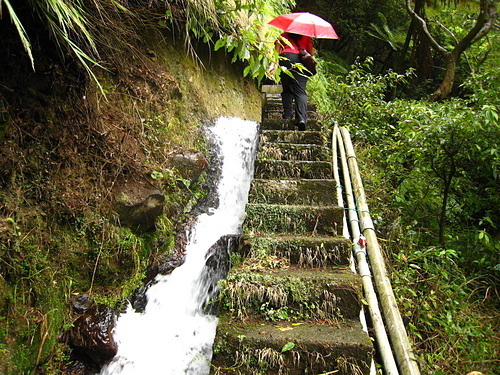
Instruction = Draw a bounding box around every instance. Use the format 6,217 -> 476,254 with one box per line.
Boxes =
210,86 -> 373,374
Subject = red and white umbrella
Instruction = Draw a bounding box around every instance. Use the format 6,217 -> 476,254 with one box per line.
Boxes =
269,12 -> 339,39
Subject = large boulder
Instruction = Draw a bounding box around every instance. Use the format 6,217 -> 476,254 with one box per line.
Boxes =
165,149 -> 208,181
68,304 -> 117,366
114,179 -> 165,232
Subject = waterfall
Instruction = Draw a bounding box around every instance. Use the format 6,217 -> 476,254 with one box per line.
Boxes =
100,117 -> 259,375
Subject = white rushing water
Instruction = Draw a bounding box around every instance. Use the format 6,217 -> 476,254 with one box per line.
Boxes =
100,117 -> 259,375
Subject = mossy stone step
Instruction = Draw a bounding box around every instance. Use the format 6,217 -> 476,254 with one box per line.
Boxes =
264,98 -> 283,105
257,142 -> 330,161
260,130 -> 329,145
264,110 -> 319,121
211,319 -> 372,375
261,118 -> 322,131
264,103 -> 318,118
244,203 -> 343,236
254,160 -> 332,179
264,98 -> 316,106
220,268 -> 362,321
261,86 -> 283,96
239,234 -> 352,268
264,102 -> 317,112
249,179 -> 337,206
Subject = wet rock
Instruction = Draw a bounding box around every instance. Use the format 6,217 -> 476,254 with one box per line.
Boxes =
114,179 -> 165,232
68,304 -> 117,366
165,149 -> 208,181
71,293 -> 93,314
130,249 -> 186,313
129,284 -> 149,313
201,235 -> 238,316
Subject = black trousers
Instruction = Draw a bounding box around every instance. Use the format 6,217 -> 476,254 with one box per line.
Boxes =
279,52 -> 309,124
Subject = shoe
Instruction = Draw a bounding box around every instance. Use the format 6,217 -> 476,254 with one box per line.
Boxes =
297,122 -> 306,131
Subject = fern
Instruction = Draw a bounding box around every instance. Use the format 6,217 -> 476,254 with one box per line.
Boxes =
1,0 -> 35,69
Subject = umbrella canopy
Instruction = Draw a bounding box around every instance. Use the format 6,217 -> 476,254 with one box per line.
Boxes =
269,12 -> 339,39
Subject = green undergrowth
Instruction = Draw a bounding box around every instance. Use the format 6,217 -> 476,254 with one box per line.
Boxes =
391,245 -> 499,374
0,212 -> 151,373
309,58 -> 500,374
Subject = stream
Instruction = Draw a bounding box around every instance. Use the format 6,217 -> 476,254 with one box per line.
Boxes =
100,117 -> 259,374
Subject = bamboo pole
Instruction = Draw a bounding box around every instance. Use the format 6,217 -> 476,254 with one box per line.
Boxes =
333,123 -> 400,375
332,125 -> 350,239
339,126 -> 421,375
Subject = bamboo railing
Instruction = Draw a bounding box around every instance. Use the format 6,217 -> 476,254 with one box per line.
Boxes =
332,123 -> 421,375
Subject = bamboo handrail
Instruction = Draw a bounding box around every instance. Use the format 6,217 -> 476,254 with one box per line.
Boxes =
333,124 -> 421,375
332,124 -> 400,375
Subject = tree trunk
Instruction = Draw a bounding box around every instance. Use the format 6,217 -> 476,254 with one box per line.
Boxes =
429,50 -> 456,101
406,0 -> 497,100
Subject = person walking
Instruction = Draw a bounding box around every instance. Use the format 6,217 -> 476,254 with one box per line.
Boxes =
275,32 -> 314,131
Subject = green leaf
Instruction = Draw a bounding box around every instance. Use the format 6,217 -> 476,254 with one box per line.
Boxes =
281,341 -> 295,352
243,65 -> 251,77
214,38 -> 226,51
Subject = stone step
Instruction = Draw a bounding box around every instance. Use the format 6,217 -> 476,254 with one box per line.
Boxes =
239,234 -> 352,268
249,179 -> 337,206
264,94 -> 282,101
264,97 -> 283,105
261,118 -> 322,131
263,110 -> 319,121
264,102 -> 317,113
211,319 -> 373,375
254,160 -> 332,179
210,92 -> 374,375
260,130 -> 330,145
244,203 -> 343,236
257,142 -> 330,161
218,268 -> 362,322
261,85 -> 283,95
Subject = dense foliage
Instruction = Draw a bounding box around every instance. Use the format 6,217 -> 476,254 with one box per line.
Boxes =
309,50 -> 500,375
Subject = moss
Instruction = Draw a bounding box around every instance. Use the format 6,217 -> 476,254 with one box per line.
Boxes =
258,143 -> 330,162
0,208 -> 156,369
249,179 -> 338,206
